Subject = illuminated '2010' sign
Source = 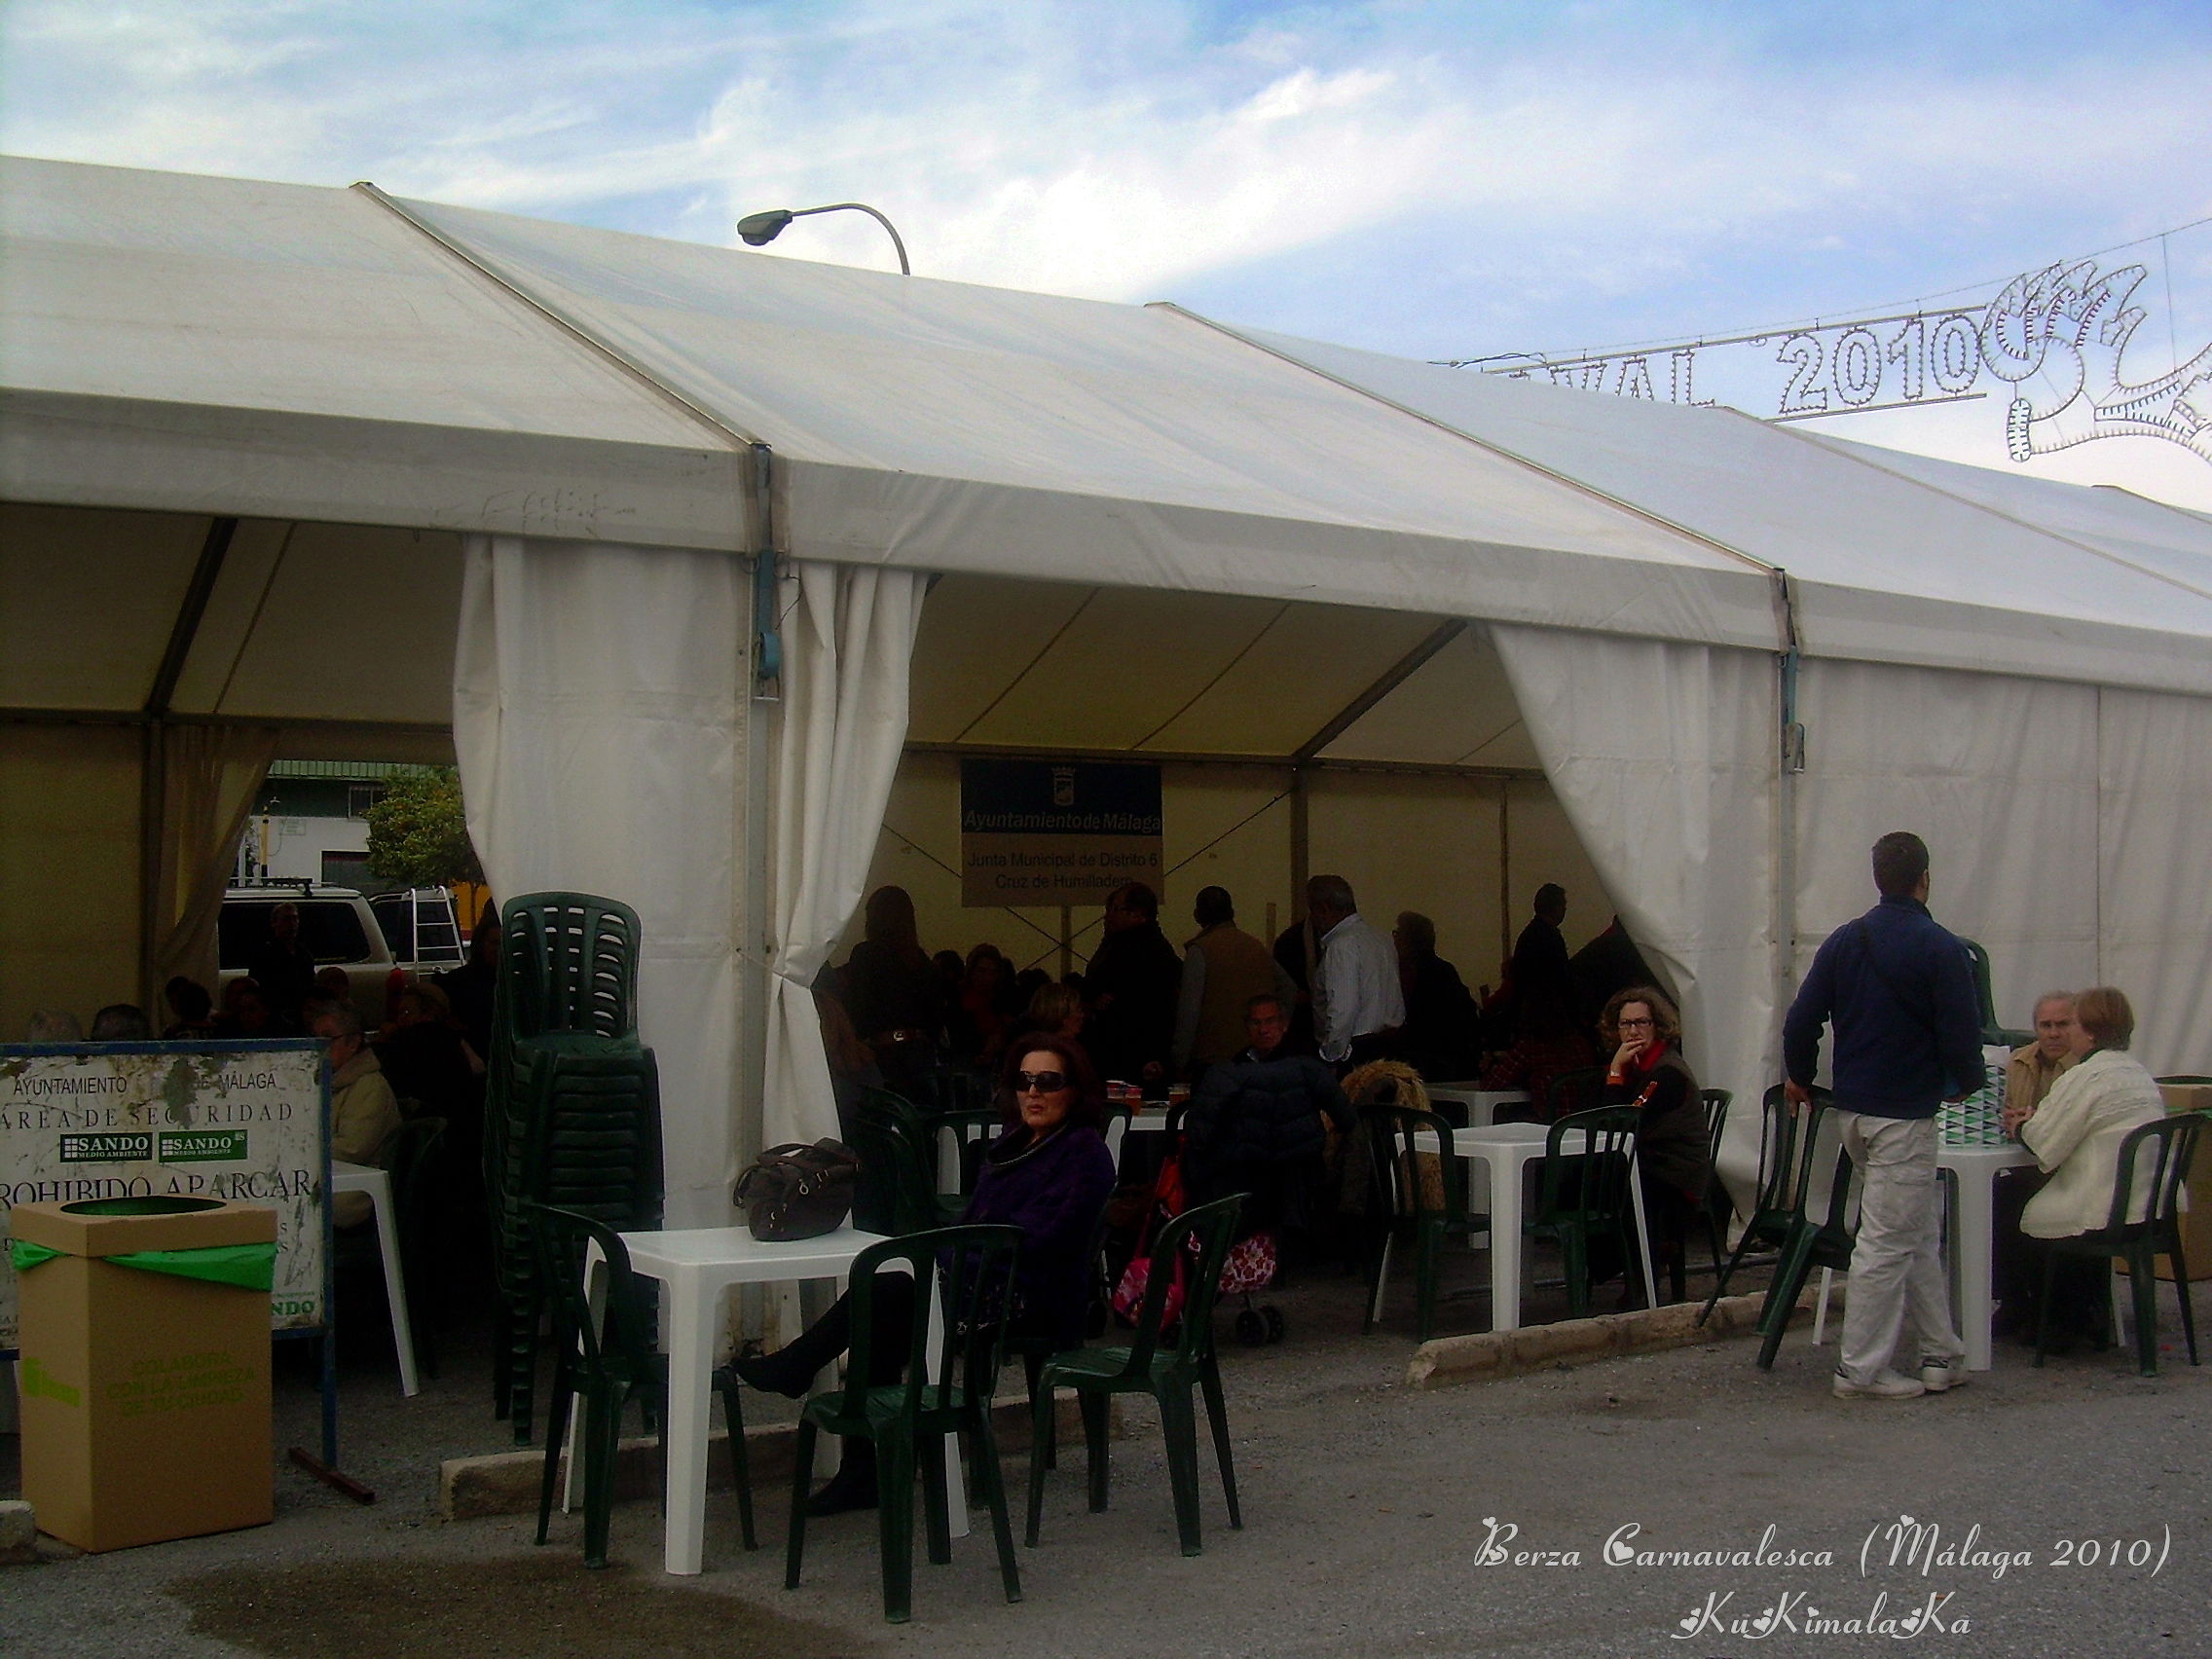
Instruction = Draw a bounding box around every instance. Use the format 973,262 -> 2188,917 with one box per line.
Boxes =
1478,259 -> 2211,470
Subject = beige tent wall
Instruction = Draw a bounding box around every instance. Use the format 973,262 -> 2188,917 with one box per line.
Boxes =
846,750 -> 1614,999
0,502 -> 466,1029
0,723 -> 141,1036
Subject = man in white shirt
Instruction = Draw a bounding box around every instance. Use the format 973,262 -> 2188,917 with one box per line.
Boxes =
1306,874 -> 1404,1065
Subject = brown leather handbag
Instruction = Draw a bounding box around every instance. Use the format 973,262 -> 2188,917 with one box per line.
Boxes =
734,1139 -> 860,1240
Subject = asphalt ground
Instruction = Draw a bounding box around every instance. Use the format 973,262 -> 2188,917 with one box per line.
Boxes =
4,1245 -> 2208,1659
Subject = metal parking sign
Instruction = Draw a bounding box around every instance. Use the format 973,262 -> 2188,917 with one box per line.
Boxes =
0,1040 -> 329,1350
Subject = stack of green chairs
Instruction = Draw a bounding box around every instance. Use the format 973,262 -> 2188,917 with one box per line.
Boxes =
487,892 -> 659,1444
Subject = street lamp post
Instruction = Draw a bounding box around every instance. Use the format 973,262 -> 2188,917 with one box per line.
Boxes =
735,203 -> 910,275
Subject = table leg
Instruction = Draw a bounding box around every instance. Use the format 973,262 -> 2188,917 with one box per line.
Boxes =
662,1271 -> 719,1575
562,1246 -> 608,1515
1480,1153 -> 1522,1332
919,1271 -> 971,1539
1948,1166 -> 2000,1372
1626,1148 -> 1658,1311
366,1176 -> 419,1398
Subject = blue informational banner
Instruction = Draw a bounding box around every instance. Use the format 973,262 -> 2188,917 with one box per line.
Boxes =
959,758 -> 1163,906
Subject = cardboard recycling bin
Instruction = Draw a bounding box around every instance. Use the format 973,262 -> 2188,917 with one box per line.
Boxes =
11,1196 -> 277,1552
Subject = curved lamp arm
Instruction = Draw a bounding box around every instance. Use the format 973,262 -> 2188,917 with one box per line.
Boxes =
736,202 -> 909,275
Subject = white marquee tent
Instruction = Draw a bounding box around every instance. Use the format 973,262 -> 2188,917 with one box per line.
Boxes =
6,156 -> 2210,1229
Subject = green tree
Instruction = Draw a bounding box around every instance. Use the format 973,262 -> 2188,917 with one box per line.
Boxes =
365,766 -> 484,888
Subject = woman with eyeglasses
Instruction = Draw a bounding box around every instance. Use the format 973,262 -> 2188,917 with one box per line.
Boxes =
1597,985 -> 1712,1303
734,1032 -> 1116,1512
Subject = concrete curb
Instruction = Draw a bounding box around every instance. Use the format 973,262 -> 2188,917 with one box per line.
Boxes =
0,1499 -> 38,1565
441,1389 -> 1098,1522
1404,1292 -> 1812,1390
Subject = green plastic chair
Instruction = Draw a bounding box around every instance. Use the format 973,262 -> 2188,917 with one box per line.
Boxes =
1541,1065 -> 1609,1124
1698,1085 -> 1809,1327
2035,1111 -> 2208,1377
1753,1092 -> 1858,1370
498,892 -> 643,1044
1025,1193 -> 1245,1558
849,1088 -> 963,1234
1677,1088 -> 1734,1303
1958,938 -> 2033,1049
1528,1106 -> 1641,1318
529,1204 -> 755,1567
1360,1103 -> 1487,1342
783,1224 -> 1025,1623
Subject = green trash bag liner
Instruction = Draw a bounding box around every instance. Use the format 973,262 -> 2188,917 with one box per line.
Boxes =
7,1238 -> 276,1291
109,1243 -> 276,1290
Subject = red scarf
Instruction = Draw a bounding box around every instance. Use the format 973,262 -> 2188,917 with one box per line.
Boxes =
1610,1037 -> 1671,1095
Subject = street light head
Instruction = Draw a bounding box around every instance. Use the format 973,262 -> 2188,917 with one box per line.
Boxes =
736,208 -> 793,247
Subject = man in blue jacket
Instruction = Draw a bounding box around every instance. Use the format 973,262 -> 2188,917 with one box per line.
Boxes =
1784,831 -> 1981,1401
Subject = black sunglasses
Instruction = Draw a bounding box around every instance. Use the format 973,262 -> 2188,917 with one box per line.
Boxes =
1015,1070 -> 1068,1093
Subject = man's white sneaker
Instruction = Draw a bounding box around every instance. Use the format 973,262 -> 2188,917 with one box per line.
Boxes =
1919,1356 -> 1969,1393
1832,1368 -> 1926,1400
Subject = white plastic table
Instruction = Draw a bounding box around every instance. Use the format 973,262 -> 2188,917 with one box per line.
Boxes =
1936,1141 -> 2037,1371
1423,1088 -> 1530,1129
331,1160 -> 418,1397
1413,1124 -> 1657,1330
613,1223 -> 966,1576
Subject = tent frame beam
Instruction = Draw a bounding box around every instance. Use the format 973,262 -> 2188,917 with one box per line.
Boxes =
1293,619 -> 1466,760
901,739 -> 1541,782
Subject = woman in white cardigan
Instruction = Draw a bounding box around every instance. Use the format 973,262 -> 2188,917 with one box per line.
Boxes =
2002,985 -> 2168,1347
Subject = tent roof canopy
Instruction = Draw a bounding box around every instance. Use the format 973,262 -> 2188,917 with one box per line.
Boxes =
6,155 -> 2211,699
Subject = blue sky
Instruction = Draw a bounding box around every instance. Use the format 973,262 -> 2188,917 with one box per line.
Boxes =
6,1 -> 2208,498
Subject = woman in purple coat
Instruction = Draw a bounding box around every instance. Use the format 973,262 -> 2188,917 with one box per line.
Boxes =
734,1033 -> 1116,1511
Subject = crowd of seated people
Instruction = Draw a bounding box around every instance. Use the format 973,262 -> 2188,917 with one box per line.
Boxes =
20,902 -> 499,1232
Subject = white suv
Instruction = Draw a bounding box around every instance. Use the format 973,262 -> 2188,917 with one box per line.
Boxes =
218,882 -> 397,1018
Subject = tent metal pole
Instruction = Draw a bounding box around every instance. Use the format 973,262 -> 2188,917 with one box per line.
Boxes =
1772,570 -> 1805,1071
137,514 -> 239,1010
738,446 -> 779,1179
1289,763 -> 1310,919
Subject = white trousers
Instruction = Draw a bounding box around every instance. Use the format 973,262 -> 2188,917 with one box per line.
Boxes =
1836,1112 -> 1964,1383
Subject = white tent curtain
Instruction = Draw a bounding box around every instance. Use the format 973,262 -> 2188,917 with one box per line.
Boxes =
761,562 -> 930,1149
452,535 -> 746,1228
2098,688 -> 2212,1077
1791,661 -> 2102,1034
150,720 -> 279,1003
1489,625 -> 1780,1185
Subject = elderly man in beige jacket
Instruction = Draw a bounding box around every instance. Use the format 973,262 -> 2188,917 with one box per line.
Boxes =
313,1005 -> 402,1229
